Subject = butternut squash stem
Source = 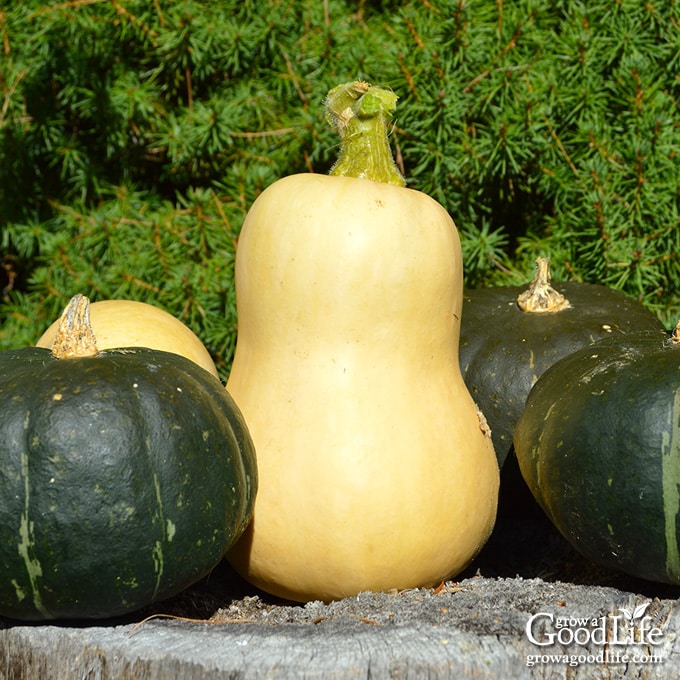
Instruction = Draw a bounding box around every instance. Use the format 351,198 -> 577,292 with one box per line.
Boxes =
325,81 -> 405,187
516,256 -> 571,314
51,294 -> 99,359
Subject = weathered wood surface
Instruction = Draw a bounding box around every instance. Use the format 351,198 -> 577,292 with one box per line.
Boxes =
2,502 -> 679,678
1,574 -> 678,679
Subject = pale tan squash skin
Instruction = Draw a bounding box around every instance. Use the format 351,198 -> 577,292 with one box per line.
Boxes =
37,299 -> 219,379
226,173 -> 499,602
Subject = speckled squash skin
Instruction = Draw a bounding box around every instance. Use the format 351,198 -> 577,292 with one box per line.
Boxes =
514,328 -> 680,585
460,281 -> 665,467
0,347 -> 257,620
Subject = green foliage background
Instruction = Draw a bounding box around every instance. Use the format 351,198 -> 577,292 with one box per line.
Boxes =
1,0 -> 678,379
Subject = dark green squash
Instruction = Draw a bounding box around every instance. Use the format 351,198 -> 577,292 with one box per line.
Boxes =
460,257 -> 665,467
0,295 -> 257,620
514,323 -> 680,585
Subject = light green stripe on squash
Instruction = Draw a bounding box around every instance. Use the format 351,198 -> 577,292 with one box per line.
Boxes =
17,447 -> 49,618
662,387 -> 680,581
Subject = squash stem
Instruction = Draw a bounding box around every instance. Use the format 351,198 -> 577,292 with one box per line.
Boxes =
672,321 -> 680,344
51,294 -> 99,359
325,81 -> 405,187
516,257 -> 571,314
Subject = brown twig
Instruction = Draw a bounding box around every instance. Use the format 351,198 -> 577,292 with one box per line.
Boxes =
128,613 -> 260,636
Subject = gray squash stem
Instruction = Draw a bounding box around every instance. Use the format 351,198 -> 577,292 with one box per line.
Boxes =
51,294 -> 99,359
517,257 -> 571,314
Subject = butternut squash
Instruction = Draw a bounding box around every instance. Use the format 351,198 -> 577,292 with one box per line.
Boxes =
226,82 -> 499,602
37,299 -> 219,379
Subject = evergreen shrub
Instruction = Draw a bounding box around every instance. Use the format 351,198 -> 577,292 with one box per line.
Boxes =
1,1 -> 678,378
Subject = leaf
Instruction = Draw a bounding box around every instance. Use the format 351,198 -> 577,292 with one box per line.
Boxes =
619,607 -> 632,621
633,602 -> 651,620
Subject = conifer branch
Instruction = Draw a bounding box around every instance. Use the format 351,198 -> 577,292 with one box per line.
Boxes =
1,0 -> 678,359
